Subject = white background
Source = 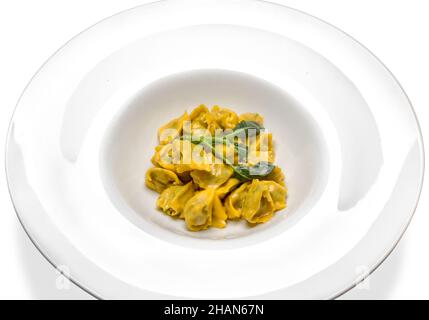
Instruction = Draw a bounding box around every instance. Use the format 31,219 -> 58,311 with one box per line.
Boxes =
0,0 -> 427,299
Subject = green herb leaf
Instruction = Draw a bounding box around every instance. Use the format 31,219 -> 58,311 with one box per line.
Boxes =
180,135 -> 203,144
233,120 -> 264,132
232,162 -> 275,181
234,142 -> 248,163
224,121 -> 264,139
180,121 -> 273,181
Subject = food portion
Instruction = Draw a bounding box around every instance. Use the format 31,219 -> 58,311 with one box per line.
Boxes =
146,104 -> 287,231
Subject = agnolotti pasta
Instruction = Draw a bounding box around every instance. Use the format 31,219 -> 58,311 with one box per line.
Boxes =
156,182 -> 195,217
145,104 -> 287,231
145,167 -> 182,193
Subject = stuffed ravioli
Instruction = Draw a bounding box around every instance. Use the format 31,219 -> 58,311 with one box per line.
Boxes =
145,104 -> 287,231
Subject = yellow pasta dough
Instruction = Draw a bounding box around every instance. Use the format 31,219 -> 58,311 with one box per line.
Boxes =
184,189 -> 215,231
211,105 -> 239,130
145,104 -> 287,231
156,182 -> 195,217
224,182 -> 251,219
158,112 -> 189,144
190,164 -> 233,189
145,167 -> 182,193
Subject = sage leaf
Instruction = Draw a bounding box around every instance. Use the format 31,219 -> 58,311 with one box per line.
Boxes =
232,162 -> 275,181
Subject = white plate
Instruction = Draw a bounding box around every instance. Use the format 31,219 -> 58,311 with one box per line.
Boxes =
6,0 -> 424,299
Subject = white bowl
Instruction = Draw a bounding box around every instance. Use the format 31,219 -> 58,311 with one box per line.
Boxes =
102,69 -> 328,246
6,0 -> 424,299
